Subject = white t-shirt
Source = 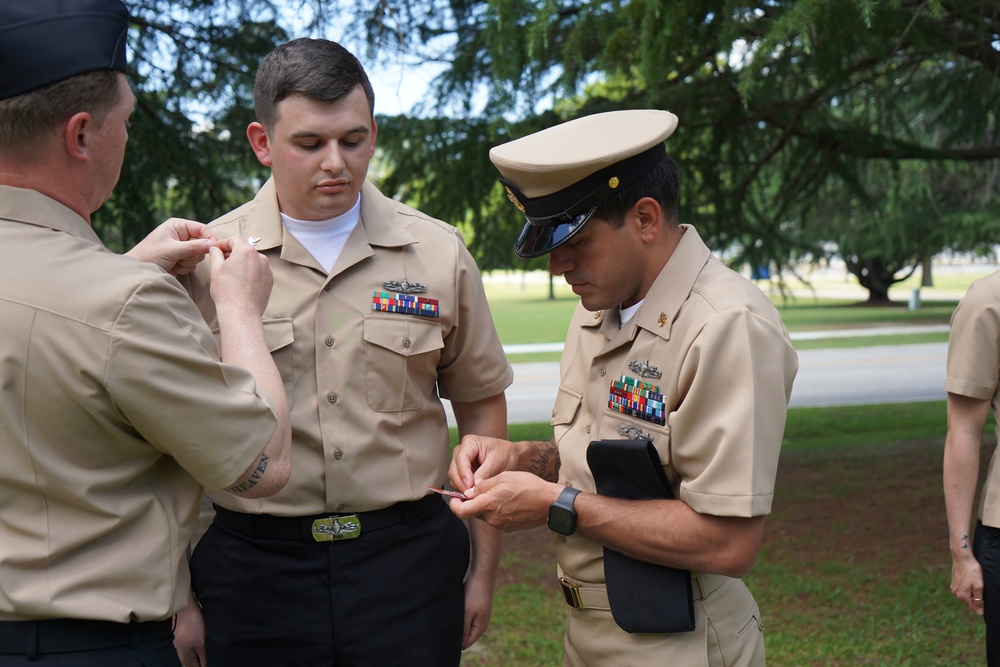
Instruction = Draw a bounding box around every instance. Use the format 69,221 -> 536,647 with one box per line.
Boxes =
281,196 -> 361,272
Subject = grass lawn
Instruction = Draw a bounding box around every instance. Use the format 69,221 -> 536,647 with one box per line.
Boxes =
481,274 -> 962,362
453,402 -> 994,666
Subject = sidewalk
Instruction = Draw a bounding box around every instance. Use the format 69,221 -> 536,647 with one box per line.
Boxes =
502,324 -> 950,355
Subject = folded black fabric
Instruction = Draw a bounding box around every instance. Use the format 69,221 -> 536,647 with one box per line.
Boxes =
586,438 -> 695,633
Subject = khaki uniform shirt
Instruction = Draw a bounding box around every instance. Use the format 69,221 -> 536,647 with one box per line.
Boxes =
552,225 -> 798,584
945,270 -> 1000,527
186,179 -> 512,515
0,186 -> 278,622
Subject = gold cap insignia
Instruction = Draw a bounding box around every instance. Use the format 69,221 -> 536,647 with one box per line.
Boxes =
504,186 -> 526,213
608,176 -> 620,189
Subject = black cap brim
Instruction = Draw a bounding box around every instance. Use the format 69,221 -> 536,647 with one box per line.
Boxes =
514,207 -> 595,259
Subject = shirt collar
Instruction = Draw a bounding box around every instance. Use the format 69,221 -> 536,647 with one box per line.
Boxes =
0,185 -> 102,245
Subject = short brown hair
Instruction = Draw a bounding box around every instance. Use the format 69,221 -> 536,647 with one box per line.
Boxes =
0,70 -> 121,152
254,38 -> 375,131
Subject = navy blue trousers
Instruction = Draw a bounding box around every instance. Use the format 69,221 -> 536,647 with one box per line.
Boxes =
975,520 -> 1000,666
191,497 -> 469,667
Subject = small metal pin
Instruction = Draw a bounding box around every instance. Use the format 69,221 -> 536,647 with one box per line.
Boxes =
247,236 -> 262,247
383,278 -> 427,294
627,359 -> 662,379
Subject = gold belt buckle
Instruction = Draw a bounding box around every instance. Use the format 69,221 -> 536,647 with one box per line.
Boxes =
311,515 -> 361,542
559,576 -> 584,609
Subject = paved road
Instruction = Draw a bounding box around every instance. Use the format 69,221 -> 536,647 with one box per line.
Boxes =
444,335 -> 949,426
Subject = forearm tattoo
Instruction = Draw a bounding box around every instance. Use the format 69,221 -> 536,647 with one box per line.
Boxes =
527,440 -> 561,482
962,533 -> 970,550
226,454 -> 270,493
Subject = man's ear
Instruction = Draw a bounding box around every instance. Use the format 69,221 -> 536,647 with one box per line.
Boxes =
63,112 -> 94,162
632,197 -> 663,243
247,122 -> 273,167
369,116 -> 378,158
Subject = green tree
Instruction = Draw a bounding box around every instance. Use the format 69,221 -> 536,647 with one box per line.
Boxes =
358,0 -> 1000,292
100,1 -> 291,250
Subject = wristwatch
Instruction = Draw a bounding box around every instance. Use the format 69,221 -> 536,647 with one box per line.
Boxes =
548,486 -> 581,535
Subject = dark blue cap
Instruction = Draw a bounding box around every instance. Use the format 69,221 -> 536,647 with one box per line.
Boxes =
0,0 -> 129,101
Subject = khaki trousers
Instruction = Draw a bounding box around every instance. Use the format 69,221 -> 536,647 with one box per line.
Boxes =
562,576 -> 765,667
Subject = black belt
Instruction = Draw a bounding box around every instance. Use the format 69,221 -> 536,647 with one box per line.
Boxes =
0,618 -> 173,657
213,493 -> 440,542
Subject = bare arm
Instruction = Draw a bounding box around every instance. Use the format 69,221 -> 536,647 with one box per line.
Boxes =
452,471 -> 763,577
451,392 -> 507,649
576,495 -> 765,577
944,391 -> 991,614
209,239 -> 291,498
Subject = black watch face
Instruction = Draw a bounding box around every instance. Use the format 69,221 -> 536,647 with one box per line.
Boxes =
548,506 -> 575,535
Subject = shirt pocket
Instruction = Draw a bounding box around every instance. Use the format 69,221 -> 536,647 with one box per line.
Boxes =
363,316 -> 444,412
262,318 -> 296,409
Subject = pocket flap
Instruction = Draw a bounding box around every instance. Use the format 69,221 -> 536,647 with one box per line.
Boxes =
262,318 -> 294,352
364,317 -> 444,357
551,386 -> 583,426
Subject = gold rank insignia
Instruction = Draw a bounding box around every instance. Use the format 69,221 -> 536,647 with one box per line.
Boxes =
658,312 -> 668,327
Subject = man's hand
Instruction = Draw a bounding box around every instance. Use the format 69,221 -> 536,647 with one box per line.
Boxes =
125,218 -> 216,277
951,550 -> 986,616
208,237 -> 272,320
449,471 -> 561,532
462,559 -> 495,649
449,435 -> 519,493
173,590 -> 207,667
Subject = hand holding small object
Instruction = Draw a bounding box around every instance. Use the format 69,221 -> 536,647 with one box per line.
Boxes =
423,485 -> 468,501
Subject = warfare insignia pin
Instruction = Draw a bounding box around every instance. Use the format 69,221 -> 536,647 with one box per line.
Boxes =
627,359 -> 662,379
383,278 -> 427,294
616,423 -> 653,441
247,236 -> 262,247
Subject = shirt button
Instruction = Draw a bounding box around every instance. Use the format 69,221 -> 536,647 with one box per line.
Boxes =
585,425 -> 591,434
403,338 -> 412,349
599,368 -> 606,377
327,392 -> 338,404
324,285 -> 332,293
336,504 -> 345,512
559,534 -> 567,543
325,336 -> 334,347
334,449 -> 344,460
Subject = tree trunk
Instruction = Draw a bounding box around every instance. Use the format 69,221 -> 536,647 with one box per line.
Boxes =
921,253 -> 934,287
548,273 -> 555,300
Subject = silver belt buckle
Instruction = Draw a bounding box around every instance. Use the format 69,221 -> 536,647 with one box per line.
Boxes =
311,515 -> 361,542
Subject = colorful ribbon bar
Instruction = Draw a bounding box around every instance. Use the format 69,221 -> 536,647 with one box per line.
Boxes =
608,376 -> 665,426
372,291 -> 440,318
